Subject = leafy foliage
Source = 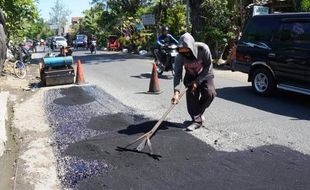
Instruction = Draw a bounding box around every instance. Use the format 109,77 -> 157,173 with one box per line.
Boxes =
0,0 -> 38,42
300,0 -> 310,11
77,0 -> 186,51
77,0 -> 302,55
189,0 -> 236,56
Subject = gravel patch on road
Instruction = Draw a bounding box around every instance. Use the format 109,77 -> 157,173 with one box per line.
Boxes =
45,85 -> 140,189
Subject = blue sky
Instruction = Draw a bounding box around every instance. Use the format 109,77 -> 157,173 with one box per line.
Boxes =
37,0 -> 92,21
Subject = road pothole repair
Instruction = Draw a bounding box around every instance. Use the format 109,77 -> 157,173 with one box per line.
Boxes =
87,113 -> 132,132
45,86 -> 310,190
53,86 -> 95,106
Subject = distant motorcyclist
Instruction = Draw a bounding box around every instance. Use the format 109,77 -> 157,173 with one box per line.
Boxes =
156,26 -> 178,66
88,34 -> 96,48
157,26 -> 178,47
87,34 -> 96,54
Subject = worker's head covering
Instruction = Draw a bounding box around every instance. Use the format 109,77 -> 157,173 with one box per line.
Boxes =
177,33 -> 198,59
161,25 -> 169,33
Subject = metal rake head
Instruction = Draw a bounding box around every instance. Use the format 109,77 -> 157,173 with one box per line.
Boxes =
126,132 -> 154,154
117,131 -> 162,159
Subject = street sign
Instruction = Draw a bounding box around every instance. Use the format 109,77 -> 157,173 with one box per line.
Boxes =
136,23 -> 144,31
49,24 -> 59,30
141,14 -> 155,26
253,6 -> 269,16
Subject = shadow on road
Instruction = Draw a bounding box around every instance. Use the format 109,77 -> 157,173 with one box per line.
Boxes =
75,53 -> 127,65
118,120 -> 182,136
73,52 -> 152,65
131,73 -> 173,80
216,86 -> 310,120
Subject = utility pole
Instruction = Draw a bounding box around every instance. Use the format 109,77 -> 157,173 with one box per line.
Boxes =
186,0 -> 190,32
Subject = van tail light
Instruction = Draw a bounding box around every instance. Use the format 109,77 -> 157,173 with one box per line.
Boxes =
236,52 -> 251,62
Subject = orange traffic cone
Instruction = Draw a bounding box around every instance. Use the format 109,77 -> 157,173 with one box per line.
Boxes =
147,63 -> 161,94
76,59 -> 85,85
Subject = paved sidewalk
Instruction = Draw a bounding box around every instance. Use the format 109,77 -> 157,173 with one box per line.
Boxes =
0,91 -> 9,157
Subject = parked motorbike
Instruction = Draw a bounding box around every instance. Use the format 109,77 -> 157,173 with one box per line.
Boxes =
90,40 -> 97,54
14,44 -> 31,63
154,44 -> 178,75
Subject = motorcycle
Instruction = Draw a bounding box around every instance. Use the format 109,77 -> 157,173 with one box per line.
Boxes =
90,40 -> 97,54
154,44 -> 178,75
15,44 -> 31,63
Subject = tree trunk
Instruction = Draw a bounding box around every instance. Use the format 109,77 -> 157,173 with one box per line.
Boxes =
189,0 -> 204,38
292,0 -> 297,11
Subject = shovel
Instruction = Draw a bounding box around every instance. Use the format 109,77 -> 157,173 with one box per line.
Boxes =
122,89 -> 187,155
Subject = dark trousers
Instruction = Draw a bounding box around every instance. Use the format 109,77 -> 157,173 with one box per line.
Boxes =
186,78 -> 216,121
159,49 -> 168,65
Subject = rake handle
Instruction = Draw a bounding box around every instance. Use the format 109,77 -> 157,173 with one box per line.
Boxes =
148,89 -> 187,136
125,89 -> 187,152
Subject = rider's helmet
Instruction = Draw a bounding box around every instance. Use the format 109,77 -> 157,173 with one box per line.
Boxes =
161,26 -> 169,36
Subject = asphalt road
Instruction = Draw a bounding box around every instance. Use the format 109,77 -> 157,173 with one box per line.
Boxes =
45,50 -> 310,189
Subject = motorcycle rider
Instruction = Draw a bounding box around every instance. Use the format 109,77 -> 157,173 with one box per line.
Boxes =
171,33 -> 216,131
156,26 -> 178,66
88,35 -> 97,54
88,34 -> 96,49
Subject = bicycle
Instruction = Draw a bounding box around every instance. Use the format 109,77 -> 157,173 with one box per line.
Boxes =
13,59 -> 27,79
7,44 -> 30,79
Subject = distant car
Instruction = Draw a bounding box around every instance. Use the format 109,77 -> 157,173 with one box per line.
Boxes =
232,13 -> 310,96
53,36 -> 68,49
0,8 -> 6,73
75,34 -> 87,48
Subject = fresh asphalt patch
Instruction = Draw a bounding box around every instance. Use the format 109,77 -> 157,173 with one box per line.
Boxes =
45,86 -> 310,190
53,86 -> 96,106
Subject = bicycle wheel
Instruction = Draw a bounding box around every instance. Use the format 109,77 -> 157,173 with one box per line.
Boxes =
14,60 -> 27,79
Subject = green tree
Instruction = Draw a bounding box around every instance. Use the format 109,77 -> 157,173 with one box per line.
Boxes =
24,18 -> 44,40
300,0 -> 310,11
189,0 -> 235,57
26,18 -> 56,40
79,0 -> 155,50
48,0 -> 71,35
0,0 -> 38,42
151,0 -> 186,36
74,2 -> 116,47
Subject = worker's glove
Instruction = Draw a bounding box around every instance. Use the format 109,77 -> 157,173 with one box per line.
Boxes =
191,81 -> 198,94
171,91 -> 180,105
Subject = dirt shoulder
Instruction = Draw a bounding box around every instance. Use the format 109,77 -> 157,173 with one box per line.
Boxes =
0,62 -> 49,190
12,89 -> 60,190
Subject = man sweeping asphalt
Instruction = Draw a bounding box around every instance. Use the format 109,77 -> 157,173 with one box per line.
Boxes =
171,32 -> 216,130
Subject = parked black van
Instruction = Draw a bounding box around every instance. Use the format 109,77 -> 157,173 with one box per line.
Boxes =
0,8 -> 6,74
232,13 -> 310,96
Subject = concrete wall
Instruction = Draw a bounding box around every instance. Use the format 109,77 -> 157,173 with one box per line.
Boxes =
0,92 -> 9,157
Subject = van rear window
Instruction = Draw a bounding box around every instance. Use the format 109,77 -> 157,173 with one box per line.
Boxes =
279,22 -> 310,43
242,18 -> 277,42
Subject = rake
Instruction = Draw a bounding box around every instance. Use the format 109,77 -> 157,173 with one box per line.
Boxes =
122,89 -> 187,155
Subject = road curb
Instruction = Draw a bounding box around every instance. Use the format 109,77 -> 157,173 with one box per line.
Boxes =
0,91 -> 9,157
